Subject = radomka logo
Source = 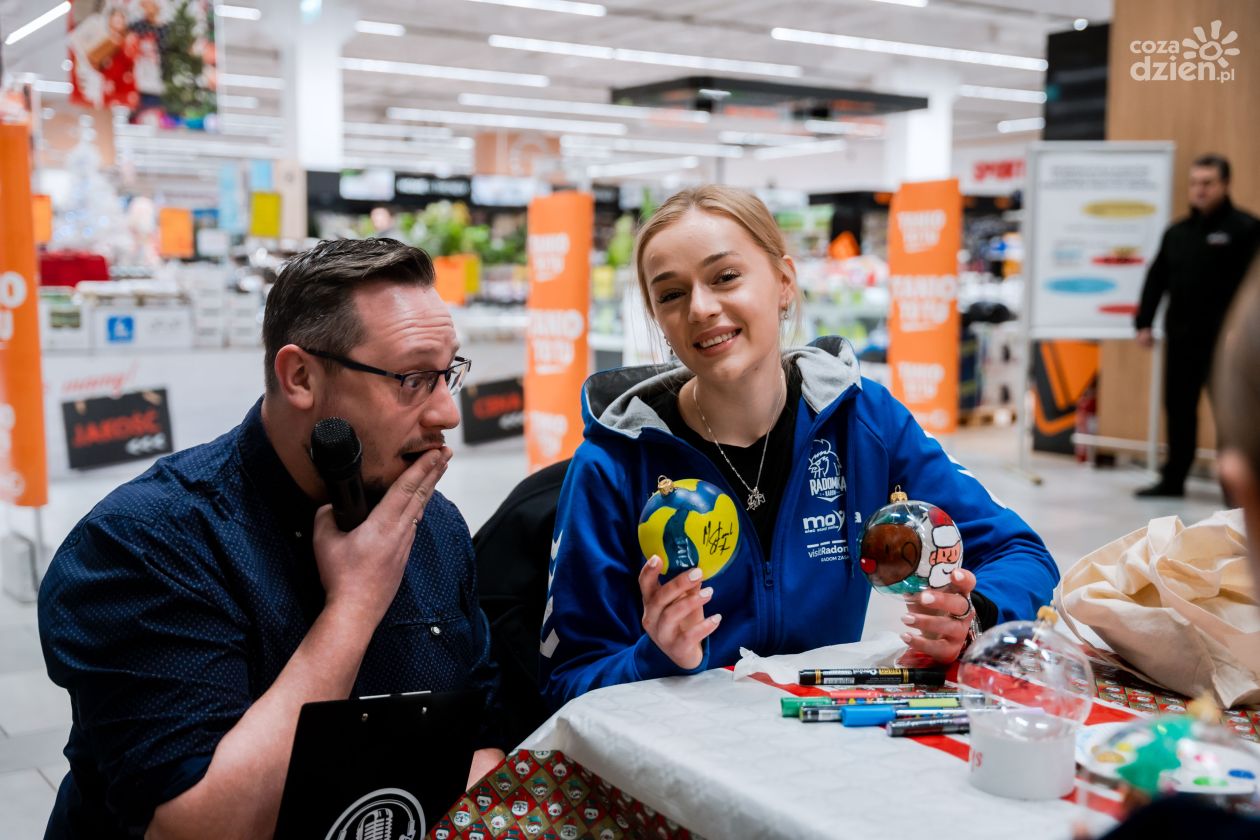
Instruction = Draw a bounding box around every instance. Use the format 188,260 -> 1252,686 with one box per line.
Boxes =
1130,19 -> 1240,83
895,210 -> 946,254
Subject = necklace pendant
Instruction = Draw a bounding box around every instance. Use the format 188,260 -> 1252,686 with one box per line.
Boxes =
746,488 -> 766,511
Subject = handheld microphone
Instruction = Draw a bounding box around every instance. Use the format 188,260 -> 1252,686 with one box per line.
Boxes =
310,417 -> 369,531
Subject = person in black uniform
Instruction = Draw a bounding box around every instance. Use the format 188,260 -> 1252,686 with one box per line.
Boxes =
1134,154 -> 1260,498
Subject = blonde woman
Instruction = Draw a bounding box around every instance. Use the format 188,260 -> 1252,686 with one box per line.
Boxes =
540,186 -> 1057,708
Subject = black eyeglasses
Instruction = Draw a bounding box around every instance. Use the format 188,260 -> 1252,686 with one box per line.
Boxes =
305,349 -> 471,405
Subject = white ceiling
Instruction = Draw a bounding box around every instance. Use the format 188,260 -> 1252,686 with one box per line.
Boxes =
1,0 -> 1112,191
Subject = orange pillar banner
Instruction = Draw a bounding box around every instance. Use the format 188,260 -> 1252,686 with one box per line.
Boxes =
158,207 -> 195,259
525,191 -> 592,472
0,122 -> 49,506
887,179 -> 962,435
433,254 -> 477,307
32,194 -> 52,244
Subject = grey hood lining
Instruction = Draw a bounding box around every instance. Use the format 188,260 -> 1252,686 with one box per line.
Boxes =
586,338 -> 861,439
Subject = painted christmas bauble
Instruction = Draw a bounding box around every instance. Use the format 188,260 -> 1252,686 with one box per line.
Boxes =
858,487 -> 963,595
638,476 -> 739,581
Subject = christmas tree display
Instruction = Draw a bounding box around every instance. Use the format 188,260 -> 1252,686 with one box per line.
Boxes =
160,0 -> 216,129
53,117 -> 134,262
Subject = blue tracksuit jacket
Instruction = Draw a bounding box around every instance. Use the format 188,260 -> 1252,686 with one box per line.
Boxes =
539,338 -> 1059,709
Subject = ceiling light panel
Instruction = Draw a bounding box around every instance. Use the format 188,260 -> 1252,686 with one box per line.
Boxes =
220,73 -> 285,90
465,0 -> 605,15
957,84 -> 1047,104
997,116 -> 1045,133
488,35 -> 803,78
457,93 -> 710,123
718,131 -> 811,146
217,94 -> 258,109
344,122 -> 454,139
215,4 -> 261,20
116,138 -> 283,158
588,156 -> 699,178
753,139 -> 849,160
344,137 -> 475,153
217,114 -> 285,129
4,1 -> 70,46
770,28 -> 1047,72
802,119 -> 883,137
388,107 -> 627,135
561,135 -> 742,158
354,19 -> 405,36
341,58 -> 548,88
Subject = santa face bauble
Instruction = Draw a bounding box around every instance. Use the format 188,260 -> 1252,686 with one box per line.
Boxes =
858,487 -> 963,595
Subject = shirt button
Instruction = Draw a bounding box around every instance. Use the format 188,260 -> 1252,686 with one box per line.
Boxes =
294,531 -> 303,539
430,625 -> 442,636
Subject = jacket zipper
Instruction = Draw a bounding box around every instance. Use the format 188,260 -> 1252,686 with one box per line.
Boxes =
761,385 -> 860,650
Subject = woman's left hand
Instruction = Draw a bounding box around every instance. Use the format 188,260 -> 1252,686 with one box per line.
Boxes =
900,568 -> 977,664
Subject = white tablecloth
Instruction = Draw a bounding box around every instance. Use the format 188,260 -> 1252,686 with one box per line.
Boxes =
523,663 -> 1118,840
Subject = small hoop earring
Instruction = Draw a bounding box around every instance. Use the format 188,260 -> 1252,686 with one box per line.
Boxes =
780,309 -> 790,322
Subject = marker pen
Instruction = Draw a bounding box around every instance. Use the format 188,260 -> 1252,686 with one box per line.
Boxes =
823,690 -> 981,701
834,706 -> 969,727
780,696 -> 962,717
798,667 -> 947,687
797,706 -> 966,725
886,716 -> 971,737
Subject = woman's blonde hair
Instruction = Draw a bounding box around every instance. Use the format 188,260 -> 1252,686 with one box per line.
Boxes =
633,186 -> 801,325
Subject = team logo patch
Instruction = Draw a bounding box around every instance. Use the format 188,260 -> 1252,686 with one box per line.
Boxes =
807,439 -> 845,502
638,477 -> 739,581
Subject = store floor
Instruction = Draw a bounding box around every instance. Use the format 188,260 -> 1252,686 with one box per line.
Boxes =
0,425 -> 1227,835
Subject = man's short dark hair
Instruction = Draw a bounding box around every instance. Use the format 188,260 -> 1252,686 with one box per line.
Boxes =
262,238 -> 435,393
1192,153 -> 1231,183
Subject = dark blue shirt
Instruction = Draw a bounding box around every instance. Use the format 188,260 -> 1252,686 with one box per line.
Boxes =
38,399 -> 499,838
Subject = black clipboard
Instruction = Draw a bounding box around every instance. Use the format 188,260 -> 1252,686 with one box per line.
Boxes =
274,689 -> 481,840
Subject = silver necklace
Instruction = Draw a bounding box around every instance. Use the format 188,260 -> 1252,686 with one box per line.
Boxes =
691,373 -> 785,511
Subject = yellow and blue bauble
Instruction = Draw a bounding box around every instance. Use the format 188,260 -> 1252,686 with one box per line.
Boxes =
637,476 -> 740,581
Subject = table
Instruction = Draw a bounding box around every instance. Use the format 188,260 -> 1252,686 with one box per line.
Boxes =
519,666 -> 1128,839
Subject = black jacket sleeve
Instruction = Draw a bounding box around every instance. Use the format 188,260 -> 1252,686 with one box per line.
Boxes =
1135,228 -> 1172,331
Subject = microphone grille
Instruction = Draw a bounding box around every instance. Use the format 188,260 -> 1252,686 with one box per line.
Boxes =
310,417 -> 361,470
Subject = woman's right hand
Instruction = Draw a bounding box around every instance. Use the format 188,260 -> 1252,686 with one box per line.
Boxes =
638,556 -> 721,670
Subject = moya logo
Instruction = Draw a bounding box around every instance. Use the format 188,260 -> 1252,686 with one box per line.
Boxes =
802,510 -> 845,534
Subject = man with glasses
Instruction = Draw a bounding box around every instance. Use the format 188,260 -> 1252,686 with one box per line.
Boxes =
39,238 -> 504,839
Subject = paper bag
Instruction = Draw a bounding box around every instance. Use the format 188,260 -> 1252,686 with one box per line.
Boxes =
1056,509 -> 1260,708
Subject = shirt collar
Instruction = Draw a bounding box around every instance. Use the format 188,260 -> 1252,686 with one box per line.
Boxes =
1193,196 -> 1234,224
236,397 -> 320,539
